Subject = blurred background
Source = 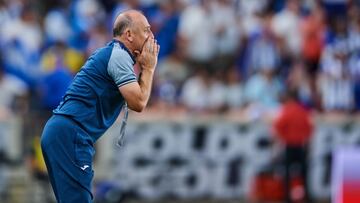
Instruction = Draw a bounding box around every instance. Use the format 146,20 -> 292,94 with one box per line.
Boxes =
1,0 -> 360,202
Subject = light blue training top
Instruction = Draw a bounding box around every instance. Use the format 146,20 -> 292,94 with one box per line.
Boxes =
54,39 -> 137,142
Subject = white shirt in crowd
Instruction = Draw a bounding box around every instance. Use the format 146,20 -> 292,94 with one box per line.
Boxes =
224,83 -> 244,108
179,3 -> 217,62
211,0 -> 241,55
318,77 -> 353,111
271,6 -> 302,55
0,73 -> 28,109
181,75 -> 225,111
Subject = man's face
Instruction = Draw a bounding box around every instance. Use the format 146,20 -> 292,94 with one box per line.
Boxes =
132,15 -> 154,53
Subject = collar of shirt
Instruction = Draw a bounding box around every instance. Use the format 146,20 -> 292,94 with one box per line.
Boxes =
111,39 -> 136,65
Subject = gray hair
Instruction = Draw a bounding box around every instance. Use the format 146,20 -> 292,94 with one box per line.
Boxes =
113,13 -> 133,37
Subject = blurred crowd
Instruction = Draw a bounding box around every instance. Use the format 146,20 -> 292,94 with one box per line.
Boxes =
0,0 -> 359,120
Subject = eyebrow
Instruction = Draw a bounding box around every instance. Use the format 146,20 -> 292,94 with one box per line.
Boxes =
144,26 -> 151,32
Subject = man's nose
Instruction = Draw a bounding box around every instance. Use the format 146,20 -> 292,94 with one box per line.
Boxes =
150,31 -> 154,38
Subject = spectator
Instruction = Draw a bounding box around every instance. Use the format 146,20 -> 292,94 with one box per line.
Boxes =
41,41 -> 84,74
319,16 -> 354,112
0,55 -> 28,200
1,5 -> 42,87
245,11 -> 280,77
348,4 -> 360,110
273,89 -> 313,203
271,0 -> 302,56
299,2 -> 325,109
0,0 -> 10,27
0,57 -> 29,119
69,0 -> 105,51
154,0 -> 182,60
222,65 -> 245,111
244,67 -> 282,118
287,60 -> 314,108
43,8 -> 72,45
39,68 -> 73,111
178,0 -> 217,66
180,67 -> 225,113
212,0 -> 240,56
317,68 -> 354,111
235,0 -> 268,35
301,2 -> 325,74
38,42 -> 74,110
155,40 -> 189,107
71,0 -> 105,34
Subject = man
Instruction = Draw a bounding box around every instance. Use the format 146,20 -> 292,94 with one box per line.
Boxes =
273,89 -> 313,203
41,10 -> 159,203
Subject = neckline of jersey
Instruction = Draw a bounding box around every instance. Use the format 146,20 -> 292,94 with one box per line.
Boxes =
112,39 -> 136,65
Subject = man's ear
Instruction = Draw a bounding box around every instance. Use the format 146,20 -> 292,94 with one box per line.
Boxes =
125,29 -> 133,42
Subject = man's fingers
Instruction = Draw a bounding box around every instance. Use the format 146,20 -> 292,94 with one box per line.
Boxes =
154,42 -> 159,54
146,38 -> 151,52
147,37 -> 154,53
150,38 -> 156,53
156,45 -> 160,55
141,36 -> 150,52
154,39 -> 158,53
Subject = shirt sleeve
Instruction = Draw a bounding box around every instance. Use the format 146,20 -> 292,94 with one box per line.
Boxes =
107,46 -> 137,87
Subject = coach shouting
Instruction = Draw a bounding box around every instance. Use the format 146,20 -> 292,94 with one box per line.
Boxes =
41,10 -> 159,203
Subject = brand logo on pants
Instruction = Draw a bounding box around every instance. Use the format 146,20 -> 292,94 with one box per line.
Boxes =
80,165 -> 89,171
